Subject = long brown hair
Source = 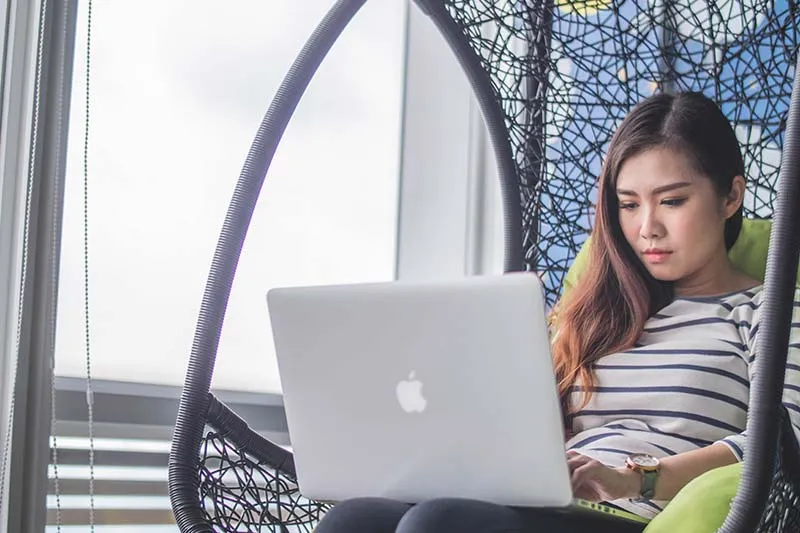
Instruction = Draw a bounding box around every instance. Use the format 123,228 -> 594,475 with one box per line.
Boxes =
551,92 -> 745,424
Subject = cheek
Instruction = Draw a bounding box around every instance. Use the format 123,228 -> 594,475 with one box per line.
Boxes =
675,205 -> 718,235
667,218 -> 695,241
618,215 -> 639,245
667,208 -> 722,255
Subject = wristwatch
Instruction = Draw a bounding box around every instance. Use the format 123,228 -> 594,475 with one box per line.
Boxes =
625,453 -> 661,500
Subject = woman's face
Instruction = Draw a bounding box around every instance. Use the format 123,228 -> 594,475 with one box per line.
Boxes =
614,147 -> 742,289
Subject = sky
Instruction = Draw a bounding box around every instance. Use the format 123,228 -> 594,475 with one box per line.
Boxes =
54,0 -> 407,393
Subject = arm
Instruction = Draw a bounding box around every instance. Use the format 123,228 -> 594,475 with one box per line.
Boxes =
624,291 -> 800,500
782,291 -> 800,446
573,290 -> 800,503
569,443 -> 737,502
616,442 -> 738,500
721,290 -> 800,458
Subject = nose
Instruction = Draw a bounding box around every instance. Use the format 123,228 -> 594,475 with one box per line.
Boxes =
639,206 -> 665,241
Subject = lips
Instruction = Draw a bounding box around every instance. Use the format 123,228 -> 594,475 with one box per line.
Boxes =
643,249 -> 672,263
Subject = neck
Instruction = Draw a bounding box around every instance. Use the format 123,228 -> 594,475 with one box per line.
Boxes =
673,249 -> 753,298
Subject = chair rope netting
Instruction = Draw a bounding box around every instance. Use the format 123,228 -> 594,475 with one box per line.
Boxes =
438,0 -> 798,305
169,1 -> 800,531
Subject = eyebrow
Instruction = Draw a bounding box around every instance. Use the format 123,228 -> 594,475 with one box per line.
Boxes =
616,181 -> 693,196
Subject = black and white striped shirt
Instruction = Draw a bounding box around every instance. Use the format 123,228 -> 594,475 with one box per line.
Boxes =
565,286 -> 800,518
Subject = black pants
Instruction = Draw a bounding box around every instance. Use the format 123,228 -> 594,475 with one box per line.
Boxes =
314,497 -> 648,533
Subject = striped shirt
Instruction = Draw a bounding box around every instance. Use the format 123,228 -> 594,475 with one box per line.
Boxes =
564,285 -> 800,518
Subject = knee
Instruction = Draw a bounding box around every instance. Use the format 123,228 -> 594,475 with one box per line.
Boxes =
314,497 -> 410,533
396,498 -> 520,533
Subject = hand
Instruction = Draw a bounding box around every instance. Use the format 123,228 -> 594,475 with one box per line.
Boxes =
567,450 -> 641,502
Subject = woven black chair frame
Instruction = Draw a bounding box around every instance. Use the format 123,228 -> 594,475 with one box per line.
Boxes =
168,0 -> 800,532
196,395 -> 331,532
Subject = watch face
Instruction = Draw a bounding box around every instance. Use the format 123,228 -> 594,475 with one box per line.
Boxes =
631,454 -> 659,468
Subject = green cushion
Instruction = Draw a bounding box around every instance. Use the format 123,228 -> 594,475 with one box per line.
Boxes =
643,463 -> 743,533
562,218 -> 797,298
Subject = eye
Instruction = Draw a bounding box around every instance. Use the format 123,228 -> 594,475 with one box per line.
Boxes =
662,197 -> 687,207
618,202 -> 638,210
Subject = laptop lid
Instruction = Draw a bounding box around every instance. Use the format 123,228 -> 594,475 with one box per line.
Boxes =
267,273 -> 572,507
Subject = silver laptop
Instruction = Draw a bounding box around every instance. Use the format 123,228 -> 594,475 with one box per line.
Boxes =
267,272 -> 574,508
267,273 -> 648,524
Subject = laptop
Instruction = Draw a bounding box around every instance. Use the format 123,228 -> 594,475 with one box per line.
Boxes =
267,273 -> 649,525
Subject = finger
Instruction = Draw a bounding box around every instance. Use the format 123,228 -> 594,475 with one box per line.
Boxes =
571,459 -> 608,496
570,460 -> 597,487
573,481 -> 602,502
571,459 -> 597,479
566,450 -> 591,463
567,459 -> 592,475
566,453 -> 593,472
571,461 -> 613,502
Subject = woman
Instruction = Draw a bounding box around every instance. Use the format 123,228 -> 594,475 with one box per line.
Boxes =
314,92 -> 800,532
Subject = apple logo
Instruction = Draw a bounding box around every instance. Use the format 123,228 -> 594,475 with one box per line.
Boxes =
396,371 -> 427,413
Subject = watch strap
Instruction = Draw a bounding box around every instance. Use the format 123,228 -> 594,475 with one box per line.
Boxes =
639,469 -> 658,499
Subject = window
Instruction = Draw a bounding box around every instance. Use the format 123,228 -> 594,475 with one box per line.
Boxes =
55,0 -> 406,394
46,1 -> 406,530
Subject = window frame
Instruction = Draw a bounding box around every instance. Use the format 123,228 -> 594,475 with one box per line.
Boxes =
1,0 -> 78,531
395,1 -> 502,281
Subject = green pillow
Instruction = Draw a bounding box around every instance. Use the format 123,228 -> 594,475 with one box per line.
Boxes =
562,218 -> 797,298
643,463 -> 743,533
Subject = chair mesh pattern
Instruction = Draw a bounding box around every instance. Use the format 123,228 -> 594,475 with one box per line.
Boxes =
756,411 -> 800,532
441,0 -> 798,306
760,471 -> 800,532
439,2 -> 799,530
190,1 -> 800,531
198,431 -> 331,532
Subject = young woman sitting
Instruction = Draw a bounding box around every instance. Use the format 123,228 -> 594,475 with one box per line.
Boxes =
313,91 -> 800,533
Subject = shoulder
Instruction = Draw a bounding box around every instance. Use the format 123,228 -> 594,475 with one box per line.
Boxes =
746,285 -> 800,312
660,286 -> 765,319
743,286 -> 800,346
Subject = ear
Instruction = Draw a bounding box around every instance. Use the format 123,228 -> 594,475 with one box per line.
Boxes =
723,175 -> 746,219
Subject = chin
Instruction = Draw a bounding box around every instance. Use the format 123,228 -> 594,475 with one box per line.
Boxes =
650,275 -> 680,283
643,265 -> 682,282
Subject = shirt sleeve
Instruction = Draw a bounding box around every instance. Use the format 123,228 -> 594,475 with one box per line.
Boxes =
716,288 -> 800,461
